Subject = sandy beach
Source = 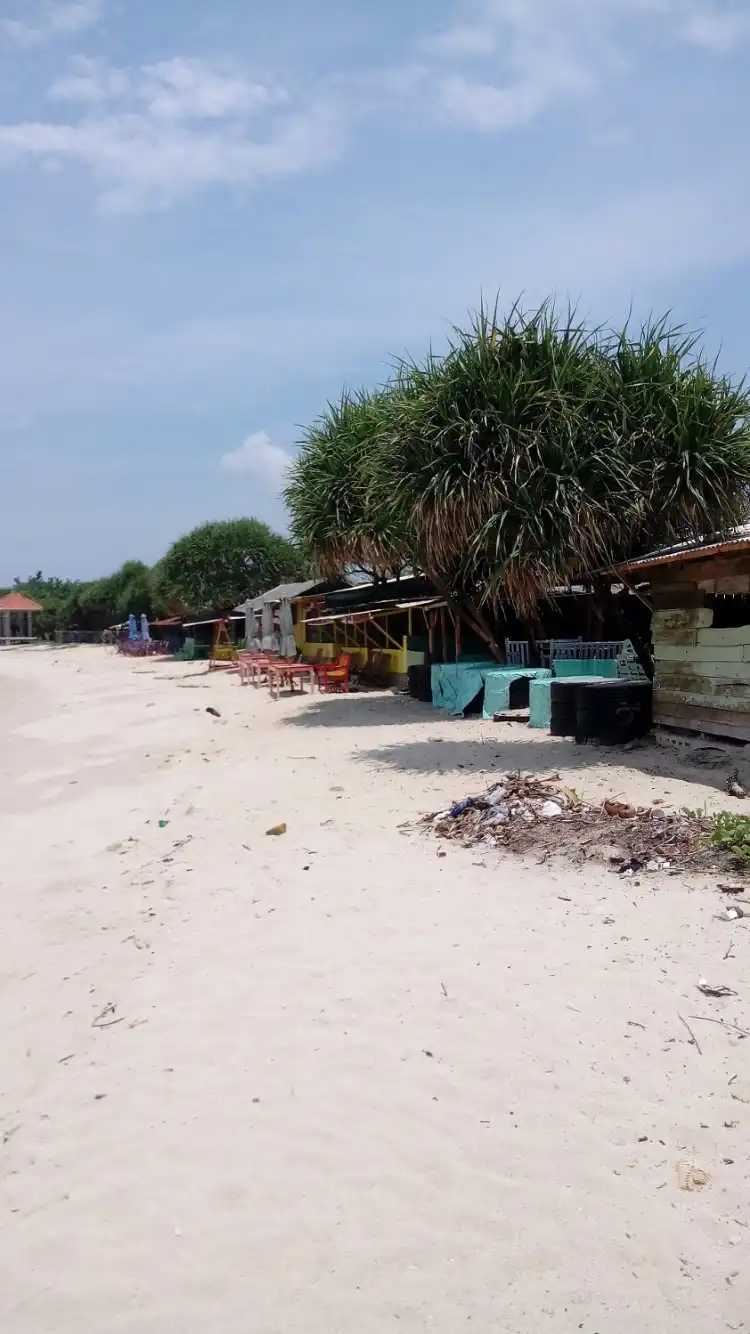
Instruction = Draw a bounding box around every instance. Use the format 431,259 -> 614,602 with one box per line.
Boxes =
1,646 -> 749,1333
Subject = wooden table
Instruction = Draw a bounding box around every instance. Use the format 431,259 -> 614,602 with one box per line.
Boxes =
267,662 -> 317,700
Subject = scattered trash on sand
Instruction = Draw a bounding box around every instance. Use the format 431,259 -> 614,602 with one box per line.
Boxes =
266,823 -> 287,837
418,771 -> 738,872
206,707 -> 221,719
158,819 -> 169,829
697,979 -> 737,998
727,768 -> 747,799
539,800 -> 563,819
716,905 -> 745,922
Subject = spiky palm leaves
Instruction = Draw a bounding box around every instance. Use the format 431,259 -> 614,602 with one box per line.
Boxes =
285,388 -> 410,580
286,303 -> 750,620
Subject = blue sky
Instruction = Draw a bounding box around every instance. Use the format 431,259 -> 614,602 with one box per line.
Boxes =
1,0 -> 750,581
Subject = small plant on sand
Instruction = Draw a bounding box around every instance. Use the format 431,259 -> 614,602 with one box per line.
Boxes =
710,811 -> 750,863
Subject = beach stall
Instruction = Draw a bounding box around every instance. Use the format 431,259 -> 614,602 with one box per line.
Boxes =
618,526 -> 750,743
235,581 -> 328,655
180,614 -> 245,663
299,576 -> 443,685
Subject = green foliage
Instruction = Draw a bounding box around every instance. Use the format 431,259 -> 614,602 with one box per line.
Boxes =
9,562 -> 160,634
710,812 -> 750,863
285,300 -> 750,626
389,304 -> 750,615
8,517 -> 301,635
154,518 -> 305,614
75,561 -> 158,630
285,388 -> 410,580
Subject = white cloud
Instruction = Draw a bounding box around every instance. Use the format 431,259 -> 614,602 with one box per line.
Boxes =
220,431 -> 292,486
49,55 -> 286,119
1,0 -> 104,46
427,0 -> 750,131
683,5 -> 750,52
0,57 -> 342,211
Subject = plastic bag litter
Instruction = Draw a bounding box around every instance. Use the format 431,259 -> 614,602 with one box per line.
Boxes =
485,806 -> 510,825
487,787 -> 507,807
540,801 -> 563,819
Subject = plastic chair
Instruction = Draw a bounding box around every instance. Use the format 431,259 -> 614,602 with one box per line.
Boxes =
318,653 -> 352,693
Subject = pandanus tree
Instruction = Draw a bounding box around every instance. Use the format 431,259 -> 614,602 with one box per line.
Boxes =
285,388 -> 411,582
286,302 -> 750,658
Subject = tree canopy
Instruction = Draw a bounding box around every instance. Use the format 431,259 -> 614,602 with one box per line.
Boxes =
154,518 -> 305,614
286,302 -> 750,646
7,563 -> 159,635
285,389 -> 410,582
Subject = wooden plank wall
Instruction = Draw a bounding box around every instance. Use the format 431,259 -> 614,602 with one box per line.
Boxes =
651,559 -> 750,741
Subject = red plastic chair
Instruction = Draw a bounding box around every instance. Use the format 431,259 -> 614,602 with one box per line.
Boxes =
317,653 -> 352,693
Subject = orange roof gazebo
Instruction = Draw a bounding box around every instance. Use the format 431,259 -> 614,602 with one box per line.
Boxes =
0,591 -> 43,644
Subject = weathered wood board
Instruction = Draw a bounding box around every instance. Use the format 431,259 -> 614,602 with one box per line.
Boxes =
650,554 -> 750,586
654,697 -> 750,743
656,686 -> 750,713
696,626 -> 750,648
654,665 -> 750,696
654,644 -> 746,664
652,608 -> 713,633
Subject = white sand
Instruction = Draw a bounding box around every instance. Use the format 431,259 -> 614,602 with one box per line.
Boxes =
0,646 -> 749,1332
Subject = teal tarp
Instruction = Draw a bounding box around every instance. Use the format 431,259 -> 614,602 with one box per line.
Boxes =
482,668 -> 552,720
431,661 -> 490,716
553,658 -> 618,679
431,662 -> 552,718
529,679 -> 552,729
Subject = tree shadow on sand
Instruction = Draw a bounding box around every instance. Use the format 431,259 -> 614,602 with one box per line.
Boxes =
278,692 -> 431,729
280,691 -> 743,797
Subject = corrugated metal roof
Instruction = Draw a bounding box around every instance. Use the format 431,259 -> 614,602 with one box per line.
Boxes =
617,523 -> 750,574
235,580 -> 323,614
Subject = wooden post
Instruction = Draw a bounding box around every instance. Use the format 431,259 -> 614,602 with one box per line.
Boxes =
440,606 -> 448,663
455,612 -> 462,661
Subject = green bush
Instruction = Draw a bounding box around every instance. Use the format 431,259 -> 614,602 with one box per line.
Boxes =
710,812 -> 750,862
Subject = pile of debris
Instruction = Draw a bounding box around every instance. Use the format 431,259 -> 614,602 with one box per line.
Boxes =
422,771 -> 735,873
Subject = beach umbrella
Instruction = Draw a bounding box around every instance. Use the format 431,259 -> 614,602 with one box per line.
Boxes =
279,598 -> 296,658
140,613 -> 150,641
127,613 -> 138,641
261,601 -> 275,652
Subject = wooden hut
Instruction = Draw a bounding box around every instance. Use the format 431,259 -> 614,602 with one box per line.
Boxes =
620,527 -> 750,742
